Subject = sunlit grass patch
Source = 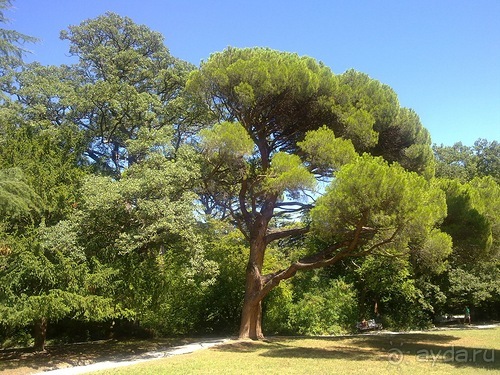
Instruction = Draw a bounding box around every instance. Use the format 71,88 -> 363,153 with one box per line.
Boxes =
92,327 -> 500,375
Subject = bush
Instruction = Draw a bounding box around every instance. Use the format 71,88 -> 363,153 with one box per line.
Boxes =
288,279 -> 358,335
264,277 -> 358,336
263,282 -> 295,335
0,326 -> 32,349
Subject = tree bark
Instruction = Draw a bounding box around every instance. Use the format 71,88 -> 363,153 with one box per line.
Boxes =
33,317 -> 47,351
238,217 -> 268,339
239,292 -> 263,339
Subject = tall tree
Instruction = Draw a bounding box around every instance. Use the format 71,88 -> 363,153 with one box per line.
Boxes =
430,137 -> 499,317
187,47 -> 449,339
436,176 -> 499,314
0,102 -> 114,351
69,134 -> 218,335
59,13 -> 199,174
0,220 -> 123,351
0,29 -> 104,349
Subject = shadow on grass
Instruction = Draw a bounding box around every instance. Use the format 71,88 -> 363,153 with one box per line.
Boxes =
0,338 -> 197,374
215,333 -> 499,370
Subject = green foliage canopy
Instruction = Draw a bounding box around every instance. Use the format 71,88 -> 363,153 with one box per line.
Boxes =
0,168 -> 42,228
59,12 -> 198,173
311,154 -> 451,261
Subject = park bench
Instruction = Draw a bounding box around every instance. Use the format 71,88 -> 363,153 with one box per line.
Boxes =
436,314 -> 465,324
356,319 -> 383,332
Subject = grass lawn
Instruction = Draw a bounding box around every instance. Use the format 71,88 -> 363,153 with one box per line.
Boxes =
92,327 -> 500,375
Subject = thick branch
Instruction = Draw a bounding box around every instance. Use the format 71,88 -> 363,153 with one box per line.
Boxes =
265,225 -> 310,245
274,201 -> 314,213
259,241 -> 350,300
258,223 -> 401,302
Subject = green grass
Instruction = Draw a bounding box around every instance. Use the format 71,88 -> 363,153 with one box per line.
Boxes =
92,327 -> 500,375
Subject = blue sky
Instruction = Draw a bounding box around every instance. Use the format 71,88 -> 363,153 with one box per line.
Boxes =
6,0 -> 500,146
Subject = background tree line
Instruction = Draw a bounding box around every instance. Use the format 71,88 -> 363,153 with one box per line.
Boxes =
0,5 -> 498,350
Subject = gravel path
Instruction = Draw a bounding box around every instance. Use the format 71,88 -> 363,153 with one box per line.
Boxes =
33,338 -> 230,375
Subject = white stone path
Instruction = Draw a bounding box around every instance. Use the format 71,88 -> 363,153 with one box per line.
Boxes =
33,338 -> 230,375
32,323 -> 500,374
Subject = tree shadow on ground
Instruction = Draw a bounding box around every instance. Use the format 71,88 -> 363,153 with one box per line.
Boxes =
0,338 -> 198,374
215,332 -> 499,371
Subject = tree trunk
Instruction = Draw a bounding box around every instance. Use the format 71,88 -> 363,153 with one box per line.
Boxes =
239,298 -> 263,339
33,317 -> 47,351
239,219 -> 268,339
239,264 -> 264,339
